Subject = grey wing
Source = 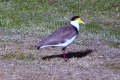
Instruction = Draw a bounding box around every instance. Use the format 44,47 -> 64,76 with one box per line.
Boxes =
35,25 -> 77,48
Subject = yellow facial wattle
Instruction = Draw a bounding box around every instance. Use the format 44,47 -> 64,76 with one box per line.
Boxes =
76,18 -> 85,24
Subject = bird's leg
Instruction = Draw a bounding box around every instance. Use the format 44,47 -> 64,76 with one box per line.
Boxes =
62,48 -> 67,62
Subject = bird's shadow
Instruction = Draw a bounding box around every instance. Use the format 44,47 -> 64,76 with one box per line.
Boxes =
42,49 -> 93,60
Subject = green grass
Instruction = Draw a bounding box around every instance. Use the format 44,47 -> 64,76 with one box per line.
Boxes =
0,0 -> 120,41
105,63 -> 120,70
0,39 -> 4,42
0,53 -> 35,60
109,41 -> 120,48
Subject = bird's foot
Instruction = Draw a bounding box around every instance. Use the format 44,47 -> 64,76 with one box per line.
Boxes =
64,57 -> 67,62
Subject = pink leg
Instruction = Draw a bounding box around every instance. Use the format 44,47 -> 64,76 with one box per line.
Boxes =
62,48 -> 67,62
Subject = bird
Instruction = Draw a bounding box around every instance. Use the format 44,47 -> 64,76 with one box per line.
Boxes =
35,16 -> 85,61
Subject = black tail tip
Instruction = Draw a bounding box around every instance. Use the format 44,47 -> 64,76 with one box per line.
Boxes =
35,46 -> 40,50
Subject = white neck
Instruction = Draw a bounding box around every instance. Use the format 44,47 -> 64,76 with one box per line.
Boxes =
70,20 -> 80,32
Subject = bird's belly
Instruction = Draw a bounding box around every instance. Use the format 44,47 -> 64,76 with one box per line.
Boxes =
40,35 -> 77,49
56,35 -> 77,47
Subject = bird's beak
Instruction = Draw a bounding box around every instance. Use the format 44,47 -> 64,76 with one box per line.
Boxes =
77,18 -> 85,24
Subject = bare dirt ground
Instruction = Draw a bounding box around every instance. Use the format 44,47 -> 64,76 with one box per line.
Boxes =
0,34 -> 120,80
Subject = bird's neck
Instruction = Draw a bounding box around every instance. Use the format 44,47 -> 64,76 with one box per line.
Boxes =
70,21 -> 80,32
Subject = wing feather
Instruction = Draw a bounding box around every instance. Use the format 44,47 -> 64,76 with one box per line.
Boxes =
35,24 -> 78,48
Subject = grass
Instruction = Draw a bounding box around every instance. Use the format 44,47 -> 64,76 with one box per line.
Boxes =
0,39 -> 4,42
109,41 -> 120,48
0,1 -> 120,79
0,0 -> 120,54
105,63 -> 120,70
0,0 -> 119,40
0,53 -> 35,60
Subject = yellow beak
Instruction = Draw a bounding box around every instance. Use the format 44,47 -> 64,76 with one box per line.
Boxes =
77,18 -> 85,24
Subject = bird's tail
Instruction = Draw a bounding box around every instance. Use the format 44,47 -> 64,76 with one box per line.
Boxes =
35,42 -> 42,50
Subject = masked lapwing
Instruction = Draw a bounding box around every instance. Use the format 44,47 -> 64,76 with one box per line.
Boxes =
35,16 -> 85,61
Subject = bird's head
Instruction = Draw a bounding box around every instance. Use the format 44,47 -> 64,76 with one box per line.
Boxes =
71,16 -> 85,24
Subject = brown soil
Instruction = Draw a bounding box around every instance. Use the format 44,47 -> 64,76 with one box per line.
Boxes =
0,36 -> 120,80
